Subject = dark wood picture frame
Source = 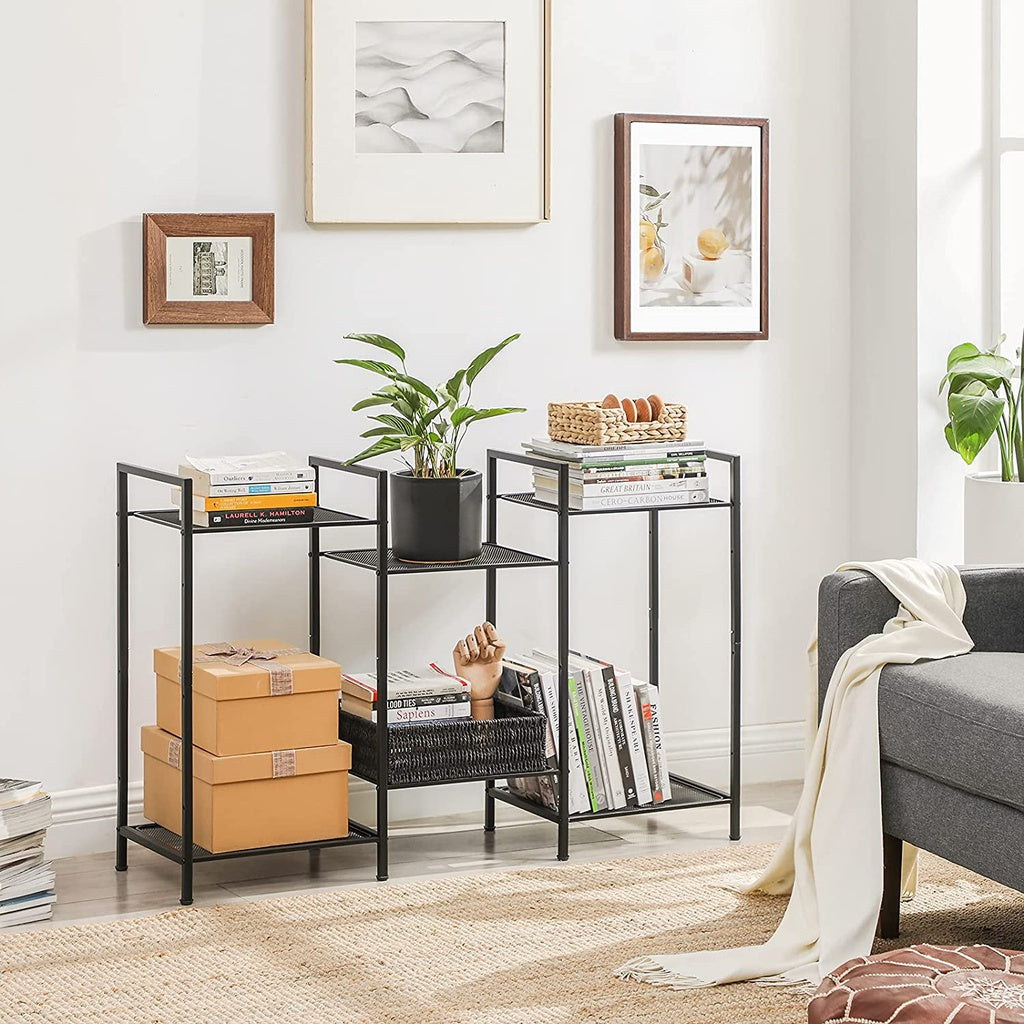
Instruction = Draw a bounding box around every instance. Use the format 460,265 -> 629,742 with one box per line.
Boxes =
143,213 -> 275,325
614,114 -> 769,342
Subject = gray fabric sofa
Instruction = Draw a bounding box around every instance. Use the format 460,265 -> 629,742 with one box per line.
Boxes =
818,566 -> 1024,938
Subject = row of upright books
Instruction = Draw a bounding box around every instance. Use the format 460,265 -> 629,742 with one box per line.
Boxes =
501,651 -> 672,814
0,779 -> 55,929
523,437 -> 709,511
173,452 -> 318,528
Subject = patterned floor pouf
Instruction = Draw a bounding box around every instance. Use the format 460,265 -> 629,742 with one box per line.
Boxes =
809,945 -> 1024,1023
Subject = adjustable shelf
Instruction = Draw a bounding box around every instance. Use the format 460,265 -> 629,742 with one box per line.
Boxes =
116,447 -> 741,905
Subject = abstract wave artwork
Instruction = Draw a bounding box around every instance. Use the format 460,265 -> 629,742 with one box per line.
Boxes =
355,22 -> 506,154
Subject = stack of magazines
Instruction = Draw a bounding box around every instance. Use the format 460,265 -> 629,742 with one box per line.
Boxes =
340,667 -> 472,724
0,779 -> 55,929
524,437 -> 709,511
174,452 -> 318,528
499,652 -> 672,814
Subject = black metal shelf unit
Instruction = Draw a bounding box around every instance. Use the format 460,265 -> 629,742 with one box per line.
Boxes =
116,449 -> 740,905
115,459 -> 382,907
479,449 -> 742,858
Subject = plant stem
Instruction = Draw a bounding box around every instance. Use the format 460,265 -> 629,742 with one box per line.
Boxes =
997,418 -> 1013,481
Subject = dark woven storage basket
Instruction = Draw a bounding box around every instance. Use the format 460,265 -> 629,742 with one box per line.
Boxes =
338,697 -> 550,786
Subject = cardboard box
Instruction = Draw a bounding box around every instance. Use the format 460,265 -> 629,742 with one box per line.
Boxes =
154,640 -> 341,756
142,725 -> 351,853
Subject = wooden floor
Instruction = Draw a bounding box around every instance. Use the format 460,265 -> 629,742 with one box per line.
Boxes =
21,782 -> 800,933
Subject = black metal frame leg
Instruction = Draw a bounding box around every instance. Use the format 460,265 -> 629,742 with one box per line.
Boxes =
556,463 -> 570,862
728,455 -> 742,841
375,472 -> 390,882
116,470 -> 129,872
483,454 -> 498,833
180,479 -> 195,906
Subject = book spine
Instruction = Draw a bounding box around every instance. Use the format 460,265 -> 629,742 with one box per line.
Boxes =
352,693 -> 470,711
567,672 -> 600,813
576,490 -> 709,511
533,671 -> 563,811
371,703 -> 471,724
646,683 -> 673,799
341,679 -> 465,701
200,480 -> 317,498
573,670 -> 608,811
616,670 -> 653,806
633,682 -> 666,803
583,665 -> 624,808
194,468 -> 317,486
601,665 -> 638,807
200,507 -> 314,528
581,478 -> 707,497
184,492 -> 318,512
515,670 -> 559,810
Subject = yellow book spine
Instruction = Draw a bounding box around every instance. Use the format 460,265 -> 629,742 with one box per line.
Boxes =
199,492 -> 317,511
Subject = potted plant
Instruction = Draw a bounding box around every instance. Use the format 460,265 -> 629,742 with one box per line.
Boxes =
337,332 -> 525,563
940,334 -> 1024,562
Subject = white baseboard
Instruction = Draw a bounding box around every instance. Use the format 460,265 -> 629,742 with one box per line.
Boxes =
46,721 -> 804,860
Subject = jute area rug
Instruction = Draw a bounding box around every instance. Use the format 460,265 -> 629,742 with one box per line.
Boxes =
3,843 -> 1024,1024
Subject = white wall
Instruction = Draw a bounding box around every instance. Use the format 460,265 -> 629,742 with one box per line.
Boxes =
0,0 -> 853,855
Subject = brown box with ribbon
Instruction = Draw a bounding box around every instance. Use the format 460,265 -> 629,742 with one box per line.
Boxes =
141,725 -> 351,853
154,640 -> 341,757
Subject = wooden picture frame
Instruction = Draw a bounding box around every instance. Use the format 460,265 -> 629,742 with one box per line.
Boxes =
143,213 -> 275,325
305,0 -> 551,224
614,114 -> 769,342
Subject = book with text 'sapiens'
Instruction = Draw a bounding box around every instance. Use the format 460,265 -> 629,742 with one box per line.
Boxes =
180,452 -> 316,489
194,506 -> 315,529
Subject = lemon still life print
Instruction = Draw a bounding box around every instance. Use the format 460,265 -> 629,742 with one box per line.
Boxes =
614,114 -> 769,341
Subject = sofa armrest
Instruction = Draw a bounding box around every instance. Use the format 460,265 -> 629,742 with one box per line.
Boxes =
817,565 -> 1024,717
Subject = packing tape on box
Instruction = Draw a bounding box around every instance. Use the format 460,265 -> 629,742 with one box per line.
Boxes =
272,750 -> 297,778
186,643 -> 302,695
168,737 -> 182,769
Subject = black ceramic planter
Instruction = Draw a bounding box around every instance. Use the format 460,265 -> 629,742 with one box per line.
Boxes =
390,470 -> 483,563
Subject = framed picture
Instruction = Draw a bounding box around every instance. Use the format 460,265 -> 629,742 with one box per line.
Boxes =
614,114 -> 769,342
305,0 -> 551,224
143,213 -> 275,325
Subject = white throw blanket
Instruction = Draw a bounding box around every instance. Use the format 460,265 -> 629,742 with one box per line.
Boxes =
616,559 -> 973,990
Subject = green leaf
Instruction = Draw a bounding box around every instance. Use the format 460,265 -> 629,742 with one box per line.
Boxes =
344,333 -> 406,362
351,395 -> 392,412
467,407 -> 526,422
466,333 -> 520,387
370,413 -> 417,434
444,369 -> 466,401
451,406 -> 478,427
946,342 -> 981,371
946,380 -> 1005,464
334,358 -> 399,379
940,353 -> 1017,396
346,437 -> 402,465
360,426 -> 400,438
639,184 -> 660,197
394,373 -> 439,402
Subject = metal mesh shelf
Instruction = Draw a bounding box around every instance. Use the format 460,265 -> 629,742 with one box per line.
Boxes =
498,492 -> 732,515
132,507 -> 375,533
119,821 -> 378,863
322,541 -> 558,574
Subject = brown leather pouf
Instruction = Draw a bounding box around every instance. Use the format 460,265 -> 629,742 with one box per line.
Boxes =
808,945 -> 1024,1023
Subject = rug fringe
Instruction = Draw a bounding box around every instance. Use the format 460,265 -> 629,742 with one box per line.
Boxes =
614,957 -> 716,991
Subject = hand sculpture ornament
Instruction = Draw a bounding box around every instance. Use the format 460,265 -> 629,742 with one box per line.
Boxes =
453,622 -> 506,721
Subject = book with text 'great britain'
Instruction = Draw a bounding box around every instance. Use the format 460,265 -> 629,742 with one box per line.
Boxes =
181,452 -> 315,489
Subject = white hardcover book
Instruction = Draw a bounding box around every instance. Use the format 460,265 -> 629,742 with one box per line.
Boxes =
533,487 -> 709,511
0,795 -> 51,842
614,669 -> 654,806
181,453 -> 316,487
197,480 -> 316,498
525,437 -> 706,459
632,681 -> 666,803
645,682 -> 673,797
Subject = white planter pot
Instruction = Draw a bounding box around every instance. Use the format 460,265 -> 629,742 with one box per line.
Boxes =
964,471 -> 1024,564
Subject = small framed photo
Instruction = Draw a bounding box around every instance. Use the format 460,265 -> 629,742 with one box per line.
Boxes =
614,114 -> 769,342
143,213 -> 275,325
305,0 -> 551,224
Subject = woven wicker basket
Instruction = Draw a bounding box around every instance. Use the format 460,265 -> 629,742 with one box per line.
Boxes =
548,401 -> 688,446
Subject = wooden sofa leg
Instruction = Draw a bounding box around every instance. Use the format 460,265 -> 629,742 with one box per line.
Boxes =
878,833 -> 902,940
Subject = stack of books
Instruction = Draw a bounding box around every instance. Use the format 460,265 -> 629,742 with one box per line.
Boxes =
174,452 -> 317,528
0,779 -> 55,929
524,437 -> 709,511
500,652 -> 672,814
340,667 -> 472,724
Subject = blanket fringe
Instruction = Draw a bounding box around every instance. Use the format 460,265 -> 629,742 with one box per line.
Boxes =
614,957 -> 716,991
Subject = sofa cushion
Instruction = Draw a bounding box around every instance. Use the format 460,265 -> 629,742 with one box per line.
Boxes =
879,652 -> 1024,814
